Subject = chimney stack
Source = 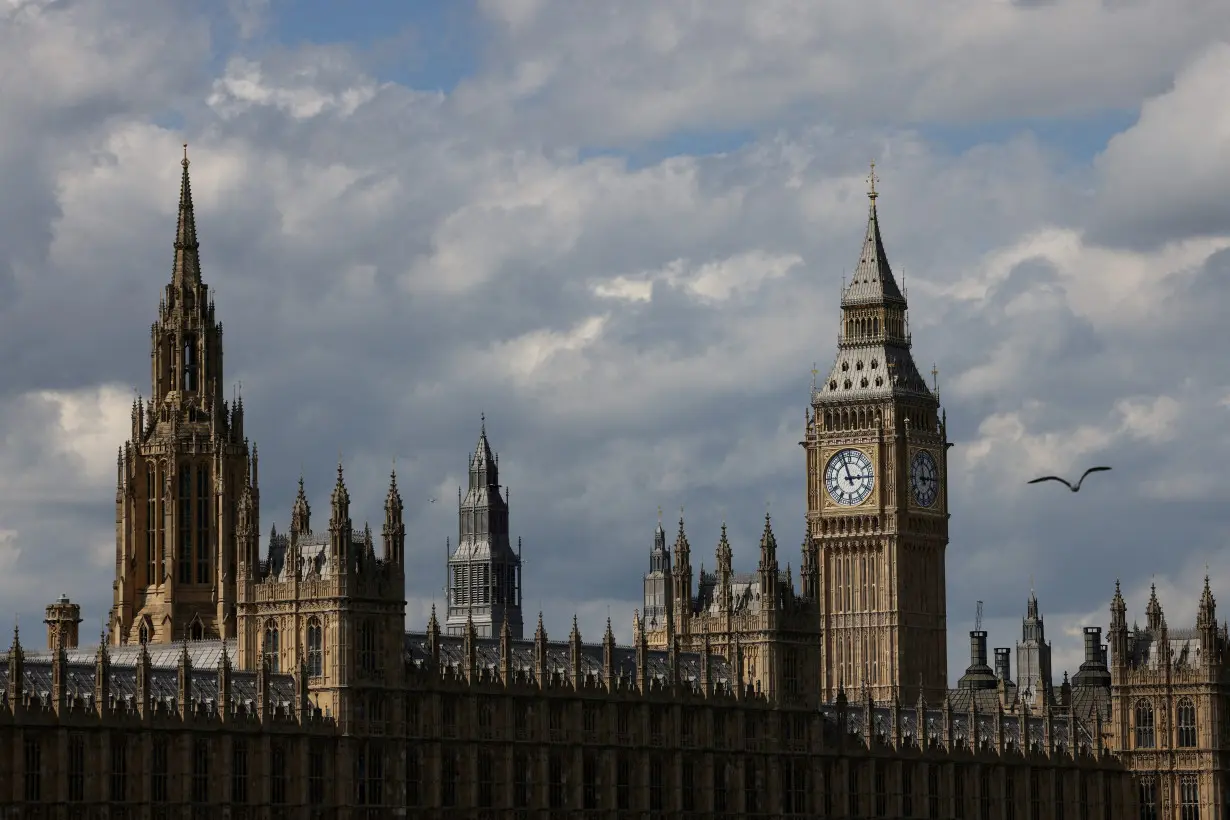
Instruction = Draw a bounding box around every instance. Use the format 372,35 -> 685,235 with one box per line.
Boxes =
970,630 -> 988,668
994,647 -> 1012,682
1083,627 -> 1101,664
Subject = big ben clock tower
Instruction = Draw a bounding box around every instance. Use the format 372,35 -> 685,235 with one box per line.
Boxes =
804,165 -> 950,704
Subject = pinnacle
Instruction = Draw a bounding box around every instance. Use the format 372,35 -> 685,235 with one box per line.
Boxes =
171,145 -> 201,287
841,175 -> 905,309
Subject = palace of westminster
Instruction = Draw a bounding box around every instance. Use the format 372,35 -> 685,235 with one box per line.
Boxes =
0,151 -> 1224,820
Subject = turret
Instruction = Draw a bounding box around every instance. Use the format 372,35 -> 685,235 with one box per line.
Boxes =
670,516 -> 692,634
383,469 -> 405,566
569,615 -> 582,690
237,485 -> 257,575
994,648 -> 1012,683
94,635 -> 111,716
757,512 -> 779,605
602,618 -> 615,692
643,512 -> 672,630
799,532 -> 818,600
290,477 -> 311,542
329,462 -> 351,569
534,612 -> 547,689
1109,580 -> 1128,670
1145,583 -> 1163,632
44,594 -> 82,650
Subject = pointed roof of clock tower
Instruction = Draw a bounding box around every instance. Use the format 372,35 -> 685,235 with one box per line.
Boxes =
814,164 -> 934,405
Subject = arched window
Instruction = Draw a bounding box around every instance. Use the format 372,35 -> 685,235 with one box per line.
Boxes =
263,621 -> 280,673
307,619 -> 323,678
138,622 -> 150,645
1135,700 -> 1155,748
1177,698 -> 1197,748
189,620 -> 204,641
195,466 -> 211,584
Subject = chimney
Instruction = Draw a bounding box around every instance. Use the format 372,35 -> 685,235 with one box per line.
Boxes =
970,630 -> 989,668
1100,643 -> 1108,667
1083,627 -> 1102,664
994,647 -> 1012,682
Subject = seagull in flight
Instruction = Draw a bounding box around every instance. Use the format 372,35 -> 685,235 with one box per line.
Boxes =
428,497 -> 437,504
1027,466 -> 1111,492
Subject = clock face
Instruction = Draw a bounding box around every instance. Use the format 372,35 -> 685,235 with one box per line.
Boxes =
910,449 -> 939,508
825,449 -> 875,506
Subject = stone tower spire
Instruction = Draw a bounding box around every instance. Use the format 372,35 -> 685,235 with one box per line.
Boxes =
1146,583 -> 1163,631
329,460 -> 352,573
808,166 -> 949,705
1016,591 -> 1053,709
290,477 -> 310,541
109,147 -> 253,646
383,468 -> 405,566
671,514 -> 693,635
757,512 -> 779,599
643,510 -> 672,630
447,416 -> 523,639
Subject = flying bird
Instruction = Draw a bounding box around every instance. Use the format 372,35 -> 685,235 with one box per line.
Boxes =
1027,466 -> 1112,492
428,497 -> 437,504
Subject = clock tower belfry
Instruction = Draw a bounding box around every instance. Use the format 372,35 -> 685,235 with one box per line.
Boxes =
804,165 -> 950,705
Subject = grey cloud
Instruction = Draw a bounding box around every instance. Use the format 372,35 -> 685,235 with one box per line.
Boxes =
4,2 -> 1230,690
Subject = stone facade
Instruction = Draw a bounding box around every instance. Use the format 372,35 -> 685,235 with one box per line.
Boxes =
1103,579 -> 1230,818
0,153 -> 1148,818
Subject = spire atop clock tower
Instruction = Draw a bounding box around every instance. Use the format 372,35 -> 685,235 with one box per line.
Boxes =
805,167 -> 949,705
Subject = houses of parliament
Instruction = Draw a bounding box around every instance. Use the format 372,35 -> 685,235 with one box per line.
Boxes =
0,150 -> 1222,820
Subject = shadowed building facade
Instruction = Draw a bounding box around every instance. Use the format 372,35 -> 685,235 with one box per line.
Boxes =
0,154 -> 1143,818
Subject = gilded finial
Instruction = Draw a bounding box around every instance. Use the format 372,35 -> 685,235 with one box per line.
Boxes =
182,143 -> 189,169
867,160 -> 878,201
810,362 -> 818,391
931,364 -> 939,395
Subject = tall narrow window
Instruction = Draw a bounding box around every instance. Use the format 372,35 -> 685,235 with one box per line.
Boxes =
682,758 -> 696,812
196,465 -> 210,584
514,752 -> 531,808
1178,698 -> 1198,748
309,743 -> 327,805
110,734 -> 128,802
549,752 -> 566,809
192,739 -> 210,805
405,747 -> 421,807
981,768 -> 993,820
263,620 -> 280,673
147,463 -> 158,584
152,737 -> 169,802
1179,774 -> 1200,820
232,739 -> 249,804
651,756 -> 666,812
1030,770 -> 1042,820
68,734 -> 85,802
23,737 -> 41,801
479,751 -> 495,808
307,618 -> 323,677
178,468 -> 192,583
442,751 -> 459,808
928,765 -> 940,819
1139,775 -> 1158,820
358,619 -> 377,677
1135,700 -> 1156,748
183,333 -> 197,392
902,764 -> 913,817
271,743 -> 287,805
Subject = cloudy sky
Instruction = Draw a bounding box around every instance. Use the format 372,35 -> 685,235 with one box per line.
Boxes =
3,0 -> 1230,685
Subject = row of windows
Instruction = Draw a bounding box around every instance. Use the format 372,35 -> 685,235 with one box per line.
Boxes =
1138,773 -> 1201,820
450,561 -> 520,607
27,734 -> 328,805
259,617 -> 372,678
1134,698 -> 1198,749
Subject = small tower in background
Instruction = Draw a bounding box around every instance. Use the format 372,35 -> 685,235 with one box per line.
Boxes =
447,416 -> 523,639
45,594 -> 82,650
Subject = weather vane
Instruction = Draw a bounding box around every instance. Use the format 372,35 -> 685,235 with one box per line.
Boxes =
811,362 -> 818,391
182,143 -> 189,169
867,160 -> 878,200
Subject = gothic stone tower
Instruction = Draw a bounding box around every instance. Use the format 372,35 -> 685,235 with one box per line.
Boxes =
110,147 -> 256,645
446,417 -> 524,639
805,167 -> 950,704
1016,589 -> 1054,707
